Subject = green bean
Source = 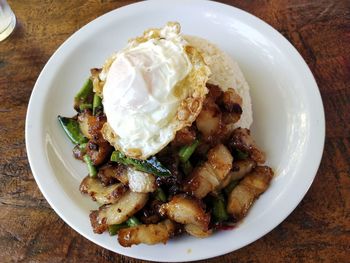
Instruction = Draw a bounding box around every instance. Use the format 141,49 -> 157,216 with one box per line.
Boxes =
108,223 -> 128,236
92,94 -> 102,115
110,151 -> 171,177
74,78 -> 94,111
181,160 -> 193,175
75,78 -> 93,99
79,143 -> 87,151
233,148 -> 249,160
154,187 -> 167,202
79,103 -> 92,111
178,139 -> 200,163
212,194 -> 229,222
126,216 -> 141,227
57,116 -> 88,145
108,216 -> 141,236
83,155 -> 97,177
224,180 -> 239,196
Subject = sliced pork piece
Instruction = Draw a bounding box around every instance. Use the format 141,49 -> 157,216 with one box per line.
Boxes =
98,164 -> 156,193
230,159 -> 257,181
195,86 -> 243,143
77,111 -> 107,143
77,111 -> 112,165
87,113 -> 107,144
117,219 -> 176,247
172,126 -> 196,147
97,163 -> 126,186
185,163 -> 218,198
89,191 -> 148,234
127,168 -> 156,193
216,159 -> 256,191
227,166 -> 273,220
195,97 -> 222,140
184,144 -> 233,198
139,199 -> 163,225
77,110 -> 92,140
206,83 -> 223,102
86,141 -> 113,166
221,88 -> 243,113
229,128 -> 266,163
220,88 -> 243,126
184,224 -> 213,238
79,176 -> 127,205
90,68 -> 103,96
112,165 -> 129,185
207,143 -> 234,180
72,143 -> 86,161
159,195 -> 210,230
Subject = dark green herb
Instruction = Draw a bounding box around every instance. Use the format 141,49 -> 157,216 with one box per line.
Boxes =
110,151 -> 171,177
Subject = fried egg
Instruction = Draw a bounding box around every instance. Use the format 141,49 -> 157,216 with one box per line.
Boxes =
101,22 -> 210,159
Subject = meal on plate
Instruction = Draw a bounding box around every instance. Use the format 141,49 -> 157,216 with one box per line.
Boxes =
58,22 -> 274,247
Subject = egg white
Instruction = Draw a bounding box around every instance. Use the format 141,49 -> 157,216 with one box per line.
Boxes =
101,22 -> 210,159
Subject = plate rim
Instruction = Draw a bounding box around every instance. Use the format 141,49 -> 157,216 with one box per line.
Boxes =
25,0 -> 325,261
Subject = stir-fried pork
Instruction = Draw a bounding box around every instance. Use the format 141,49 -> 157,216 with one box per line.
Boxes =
227,166 -> 273,220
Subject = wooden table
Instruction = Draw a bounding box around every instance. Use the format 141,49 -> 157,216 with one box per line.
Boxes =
1,1 -> 349,262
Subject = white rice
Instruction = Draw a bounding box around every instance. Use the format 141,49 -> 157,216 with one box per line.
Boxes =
184,35 -> 253,129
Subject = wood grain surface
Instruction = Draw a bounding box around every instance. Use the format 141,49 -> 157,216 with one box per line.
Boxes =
1,0 -> 349,262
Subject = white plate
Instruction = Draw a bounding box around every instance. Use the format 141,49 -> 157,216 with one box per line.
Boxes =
25,0 -> 325,261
